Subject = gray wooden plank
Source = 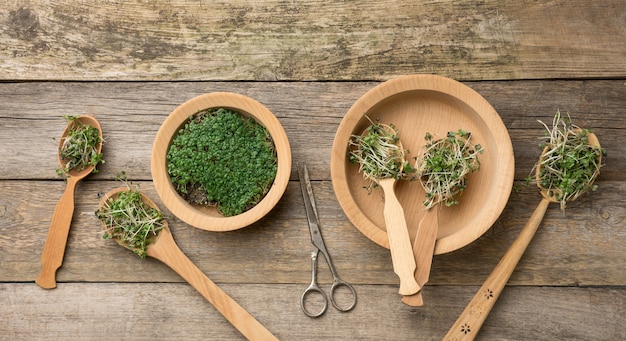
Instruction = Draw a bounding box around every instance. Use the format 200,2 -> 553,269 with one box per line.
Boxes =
1,283 -> 623,340
0,80 -> 624,181
1,180 -> 624,286
1,1 -> 625,81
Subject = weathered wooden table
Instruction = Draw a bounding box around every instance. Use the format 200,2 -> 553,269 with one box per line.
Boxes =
1,1 -> 625,340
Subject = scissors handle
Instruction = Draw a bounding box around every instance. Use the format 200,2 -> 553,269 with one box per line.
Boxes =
301,251 -> 328,317
329,278 -> 357,312
301,285 -> 328,318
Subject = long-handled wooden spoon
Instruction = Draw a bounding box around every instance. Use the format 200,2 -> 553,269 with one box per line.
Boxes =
98,187 -> 278,341
36,115 -> 103,289
351,123 -> 419,296
444,130 -> 601,341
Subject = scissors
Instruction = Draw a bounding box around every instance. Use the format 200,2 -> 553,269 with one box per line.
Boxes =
298,163 -> 357,317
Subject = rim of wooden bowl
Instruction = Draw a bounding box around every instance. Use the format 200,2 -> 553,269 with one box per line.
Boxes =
330,74 -> 515,254
151,92 -> 292,231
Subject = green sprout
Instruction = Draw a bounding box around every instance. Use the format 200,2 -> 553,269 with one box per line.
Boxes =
348,119 -> 415,193
56,115 -> 104,178
417,130 -> 483,209
96,172 -> 165,259
166,108 -> 277,217
532,110 -> 604,209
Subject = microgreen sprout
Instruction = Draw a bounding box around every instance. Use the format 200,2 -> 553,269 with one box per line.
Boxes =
96,172 -> 165,259
531,110 -> 604,209
348,118 -> 415,193
417,130 -> 483,209
56,115 -> 104,178
166,108 -> 277,216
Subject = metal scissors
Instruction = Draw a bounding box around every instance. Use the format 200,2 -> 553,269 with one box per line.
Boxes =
298,163 -> 357,317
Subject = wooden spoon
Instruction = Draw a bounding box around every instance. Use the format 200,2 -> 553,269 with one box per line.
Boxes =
36,115 -> 103,289
379,176 -> 420,296
444,131 -> 601,341
402,131 -> 473,307
401,206 -> 438,306
356,124 -> 420,296
98,188 -> 278,341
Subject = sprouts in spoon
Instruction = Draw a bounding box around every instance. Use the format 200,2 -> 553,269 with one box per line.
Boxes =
417,130 -> 483,209
56,115 -> 104,178
532,110 -> 604,209
96,173 -> 165,259
348,119 -> 415,192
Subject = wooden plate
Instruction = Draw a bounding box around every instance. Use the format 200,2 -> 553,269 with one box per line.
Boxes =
330,75 -> 514,254
151,92 -> 292,231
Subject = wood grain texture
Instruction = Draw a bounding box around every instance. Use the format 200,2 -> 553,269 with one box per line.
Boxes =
1,283 -> 624,340
1,179 -> 624,286
147,228 -> 279,341
0,81 -> 624,181
378,178 -> 420,295
1,1 -> 624,339
444,198 -> 551,341
36,115 -> 103,289
98,188 -> 279,340
1,1 -> 625,81
402,208 -> 438,306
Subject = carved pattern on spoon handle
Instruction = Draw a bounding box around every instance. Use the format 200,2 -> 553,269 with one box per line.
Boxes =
444,198 -> 550,341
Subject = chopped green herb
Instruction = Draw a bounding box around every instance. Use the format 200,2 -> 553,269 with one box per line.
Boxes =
166,108 -> 277,216
533,110 -> 604,209
96,172 -> 165,259
418,129 -> 483,209
348,118 -> 415,193
56,115 -> 104,178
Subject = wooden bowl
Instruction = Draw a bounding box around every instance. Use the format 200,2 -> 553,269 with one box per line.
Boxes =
331,75 -> 514,254
151,92 -> 291,231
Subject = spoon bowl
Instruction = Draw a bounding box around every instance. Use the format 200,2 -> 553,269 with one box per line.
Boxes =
445,130 -> 602,340
404,131 -> 483,306
98,187 -> 278,340
58,116 -> 104,178
352,123 -> 420,296
537,129 -> 601,203
36,115 -> 103,289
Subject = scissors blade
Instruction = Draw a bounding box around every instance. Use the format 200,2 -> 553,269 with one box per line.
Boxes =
298,164 -> 327,253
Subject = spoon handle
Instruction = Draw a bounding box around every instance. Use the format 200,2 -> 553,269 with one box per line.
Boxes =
378,178 -> 420,296
147,229 -> 279,341
402,208 -> 438,306
444,198 -> 551,341
36,177 -> 79,289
